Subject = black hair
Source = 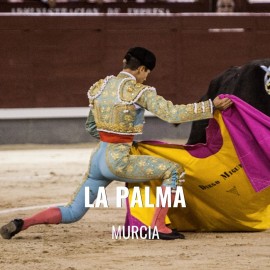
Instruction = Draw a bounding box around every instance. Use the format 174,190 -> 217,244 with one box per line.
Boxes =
123,54 -> 145,70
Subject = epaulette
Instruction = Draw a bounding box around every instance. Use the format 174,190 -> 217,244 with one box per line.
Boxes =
120,79 -> 156,104
87,76 -> 114,107
87,79 -> 104,98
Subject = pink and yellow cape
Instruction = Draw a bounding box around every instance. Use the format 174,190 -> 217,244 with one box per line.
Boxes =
126,95 -> 270,231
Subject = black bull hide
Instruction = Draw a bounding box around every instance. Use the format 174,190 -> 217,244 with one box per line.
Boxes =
187,59 -> 270,145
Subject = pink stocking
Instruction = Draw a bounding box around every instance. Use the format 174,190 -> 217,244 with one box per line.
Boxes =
22,207 -> 62,230
151,186 -> 175,234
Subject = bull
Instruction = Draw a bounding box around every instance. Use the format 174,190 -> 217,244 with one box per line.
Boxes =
187,59 -> 270,145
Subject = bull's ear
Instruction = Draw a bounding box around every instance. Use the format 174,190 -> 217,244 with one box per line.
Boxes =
260,65 -> 269,72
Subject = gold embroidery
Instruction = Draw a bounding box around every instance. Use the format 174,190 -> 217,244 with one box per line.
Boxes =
93,101 -> 143,134
138,161 -> 146,167
120,80 -> 152,103
122,157 -> 128,163
96,121 -> 143,134
158,164 -> 167,170
119,145 -> 128,151
88,79 -> 104,97
143,94 -> 213,123
127,166 -> 134,173
116,167 -> 123,174
111,152 -> 120,160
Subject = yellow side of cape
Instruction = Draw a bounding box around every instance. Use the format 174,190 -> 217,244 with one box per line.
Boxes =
128,112 -> 270,231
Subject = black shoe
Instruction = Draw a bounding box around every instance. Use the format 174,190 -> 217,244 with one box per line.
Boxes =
171,228 -> 185,239
150,229 -> 185,240
0,219 -> 24,239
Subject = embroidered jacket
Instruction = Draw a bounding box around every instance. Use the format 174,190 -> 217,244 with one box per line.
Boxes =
86,72 -> 214,137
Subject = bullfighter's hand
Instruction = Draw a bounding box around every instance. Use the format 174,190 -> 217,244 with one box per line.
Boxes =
213,96 -> 233,111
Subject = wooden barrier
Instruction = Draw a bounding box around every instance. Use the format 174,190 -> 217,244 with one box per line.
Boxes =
0,13 -> 270,108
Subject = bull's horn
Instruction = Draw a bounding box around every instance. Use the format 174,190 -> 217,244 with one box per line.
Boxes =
260,65 -> 269,72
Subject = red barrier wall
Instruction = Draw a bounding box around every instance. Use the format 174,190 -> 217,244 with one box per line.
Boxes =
0,14 -> 270,108
1,1 -> 270,13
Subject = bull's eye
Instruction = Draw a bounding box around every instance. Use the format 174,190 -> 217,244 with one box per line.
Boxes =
266,75 -> 270,95
260,65 -> 270,95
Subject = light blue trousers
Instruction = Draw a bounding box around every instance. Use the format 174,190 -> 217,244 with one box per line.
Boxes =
59,142 -> 183,223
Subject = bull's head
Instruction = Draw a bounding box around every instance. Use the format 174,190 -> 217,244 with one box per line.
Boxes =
260,65 -> 270,95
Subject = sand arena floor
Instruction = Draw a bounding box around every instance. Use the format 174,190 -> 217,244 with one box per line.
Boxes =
0,144 -> 269,270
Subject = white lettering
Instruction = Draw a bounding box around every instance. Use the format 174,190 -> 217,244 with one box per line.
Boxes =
156,186 -> 171,207
116,187 -> 129,208
144,187 -> 154,207
111,225 -> 159,240
151,225 -> 159,239
173,186 -> 186,208
84,186 -> 93,207
112,226 -> 122,239
84,186 -> 108,208
130,187 -> 143,207
95,187 -> 108,207
85,186 -> 186,208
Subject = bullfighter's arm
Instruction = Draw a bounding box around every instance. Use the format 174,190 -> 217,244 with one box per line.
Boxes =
85,109 -> 100,139
136,90 -> 214,124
